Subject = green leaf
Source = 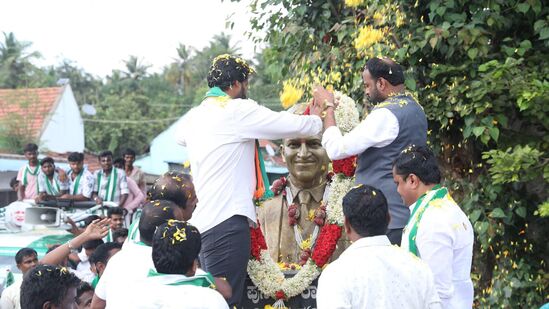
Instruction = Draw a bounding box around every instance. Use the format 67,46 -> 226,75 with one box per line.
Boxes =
539,27 -> 549,40
517,3 -> 530,13
489,127 -> 500,141
469,209 -> 482,222
464,116 -> 475,127
429,37 -> 438,49
473,126 -> 485,137
515,207 -> 527,218
467,48 -> 478,60
405,78 -> 417,91
490,208 -> 506,218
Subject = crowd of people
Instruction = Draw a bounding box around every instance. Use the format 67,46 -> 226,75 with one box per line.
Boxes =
0,54 -> 476,308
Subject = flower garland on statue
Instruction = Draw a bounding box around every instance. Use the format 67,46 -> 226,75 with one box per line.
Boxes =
247,91 -> 361,308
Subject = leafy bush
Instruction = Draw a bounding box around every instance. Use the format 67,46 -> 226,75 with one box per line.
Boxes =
236,0 -> 549,306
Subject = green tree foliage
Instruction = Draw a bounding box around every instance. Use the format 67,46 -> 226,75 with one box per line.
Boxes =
237,0 -> 549,306
0,32 -> 43,88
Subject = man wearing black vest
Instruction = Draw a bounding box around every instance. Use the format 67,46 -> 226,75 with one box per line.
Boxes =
315,57 -> 427,245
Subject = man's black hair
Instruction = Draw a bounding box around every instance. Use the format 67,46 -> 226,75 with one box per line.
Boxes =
342,185 -> 389,237
148,172 -> 193,209
113,158 -> 124,167
365,57 -> 405,86
107,206 -> 125,218
23,143 -> 38,153
98,150 -> 113,159
68,152 -> 84,162
82,215 -> 101,227
206,54 -> 254,91
89,242 -> 121,266
82,239 -> 104,250
393,145 -> 442,185
139,200 -> 178,245
113,228 -> 128,240
20,264 -> 81,309
152,220 -> 201,275
9,177 -> 18,189
40,156 -> 54,167
123,148 -> 136,157
15,248 -> 37,264
76,282 -> 93,305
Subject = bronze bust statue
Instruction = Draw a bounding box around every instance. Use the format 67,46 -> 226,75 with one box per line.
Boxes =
257,104 -> 348,264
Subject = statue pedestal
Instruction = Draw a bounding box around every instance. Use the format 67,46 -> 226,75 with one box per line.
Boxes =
241,273 -> 318,309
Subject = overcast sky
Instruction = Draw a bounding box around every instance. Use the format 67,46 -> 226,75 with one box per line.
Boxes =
0,0 -> 259,78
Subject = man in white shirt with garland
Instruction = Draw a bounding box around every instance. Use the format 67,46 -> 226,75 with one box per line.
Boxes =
175,54 -> 323,307
16,143 -> 40,201
92,151 -> 128,207
317,185 -> 441,309
60,152 -> 94,201
128,220 -> 228,309
393,145 -> 474,308
36,156 -> 70,202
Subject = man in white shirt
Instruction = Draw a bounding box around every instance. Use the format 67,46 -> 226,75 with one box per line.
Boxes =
60,152 -> 94,201
91,200 -> 180,309
92,151 -> 128,207
128,220 -> 228,309
91,198 -> 230,308
175,54 -> 323,307
0,248 -> 38,309
317,185 -> 441,309
314,57 -> 428,245
393,145 -> 474,308
36,157 -> 70,202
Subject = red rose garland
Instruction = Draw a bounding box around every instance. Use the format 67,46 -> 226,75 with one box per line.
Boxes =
332,155 -> 357,177
250,223 -> 268,260
311,224 -> 343,268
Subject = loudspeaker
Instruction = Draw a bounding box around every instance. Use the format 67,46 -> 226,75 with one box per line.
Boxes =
25,207 -> 61,226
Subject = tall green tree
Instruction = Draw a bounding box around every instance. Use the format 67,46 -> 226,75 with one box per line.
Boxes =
237,0 -> 549,306
0,32 -> 42,88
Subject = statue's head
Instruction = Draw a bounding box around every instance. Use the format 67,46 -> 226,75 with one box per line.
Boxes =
282,104 -> 330,188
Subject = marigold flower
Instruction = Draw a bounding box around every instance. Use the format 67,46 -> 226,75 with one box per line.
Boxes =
344,0 -> 363,8
354,25 -> 385,50
280,80 -> 304,109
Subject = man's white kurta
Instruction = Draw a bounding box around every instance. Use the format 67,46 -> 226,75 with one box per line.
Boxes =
403,196 -> 474,309
317,235 -> 442,309
176,98 -> 322,233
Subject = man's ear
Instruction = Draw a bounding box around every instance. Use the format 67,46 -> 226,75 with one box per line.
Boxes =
42,301 -> 54,309
378,77 -> 388,91
192,259 -> 199,273
408,173 -> 421,189
343,217 -> 352,236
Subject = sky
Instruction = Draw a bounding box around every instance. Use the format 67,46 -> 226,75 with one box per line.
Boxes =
0,0 -> 260,78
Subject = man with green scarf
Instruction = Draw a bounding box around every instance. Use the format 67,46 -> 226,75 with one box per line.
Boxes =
392,145 -> 474,308
175,54 -> 323,307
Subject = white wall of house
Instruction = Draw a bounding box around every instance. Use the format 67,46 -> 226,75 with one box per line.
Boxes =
40,85 -> 85,152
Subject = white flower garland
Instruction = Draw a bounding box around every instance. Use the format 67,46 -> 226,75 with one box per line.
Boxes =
248,251 -> 321,300
334,91 -> 360,133
326,175 -> 356,225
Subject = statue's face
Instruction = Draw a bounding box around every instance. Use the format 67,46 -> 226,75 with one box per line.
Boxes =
283,135 -> 330,187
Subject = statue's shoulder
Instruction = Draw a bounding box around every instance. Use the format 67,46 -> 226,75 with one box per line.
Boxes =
258,177 -> 288,215
260,194 -> 283,208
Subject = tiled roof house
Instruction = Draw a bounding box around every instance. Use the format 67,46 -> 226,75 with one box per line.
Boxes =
0,84 -> 84,153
